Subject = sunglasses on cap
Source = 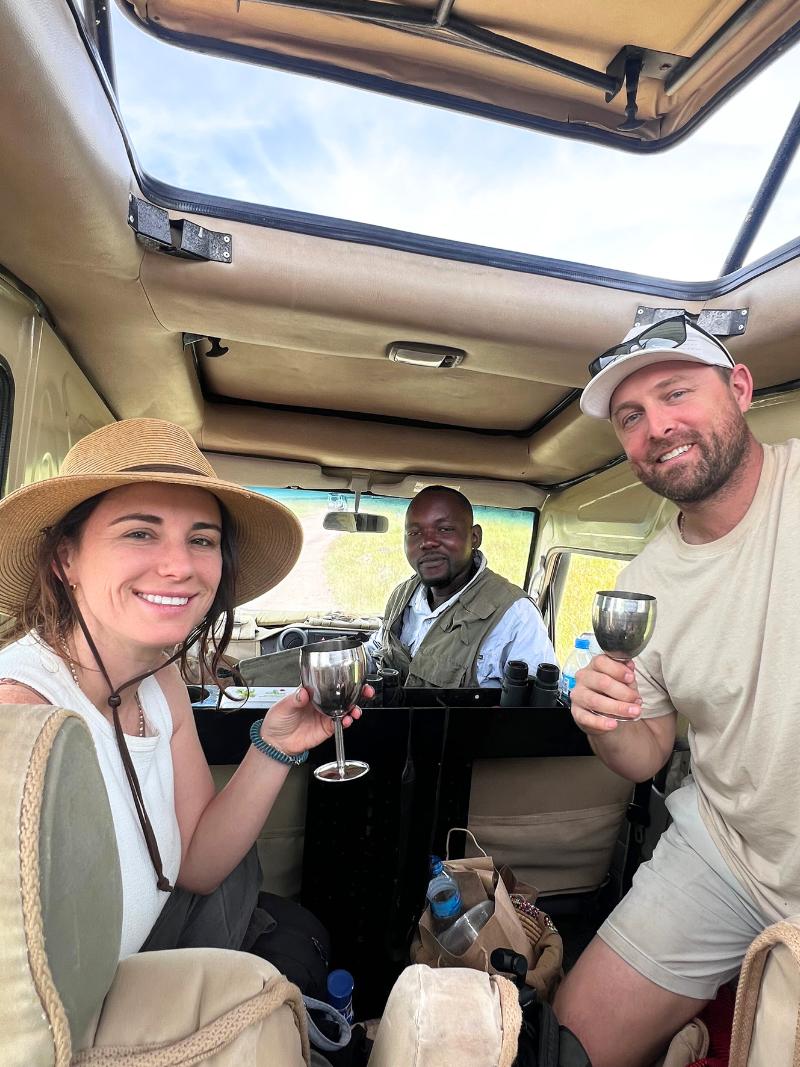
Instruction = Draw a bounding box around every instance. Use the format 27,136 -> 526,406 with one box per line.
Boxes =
589,315 -> 735,378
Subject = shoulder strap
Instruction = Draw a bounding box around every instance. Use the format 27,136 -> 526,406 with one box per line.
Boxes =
54,555 -> 195,893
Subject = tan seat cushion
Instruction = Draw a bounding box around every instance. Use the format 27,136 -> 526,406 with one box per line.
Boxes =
75,948 -> 309,1066
211,764 -> 308,897
469,757 -> 632,894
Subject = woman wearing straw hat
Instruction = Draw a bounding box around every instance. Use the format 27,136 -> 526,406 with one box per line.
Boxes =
0,418 -> 368,963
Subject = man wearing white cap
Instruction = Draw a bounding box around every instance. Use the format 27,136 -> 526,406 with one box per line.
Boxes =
553,314 -> 800,1067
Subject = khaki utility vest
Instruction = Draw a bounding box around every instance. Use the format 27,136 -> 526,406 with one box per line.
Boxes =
380,566 -> 529,688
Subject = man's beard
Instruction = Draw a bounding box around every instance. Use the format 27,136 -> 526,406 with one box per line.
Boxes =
417,559 -> 456,589
632,407 -> 751,505
417,554 -> 475,590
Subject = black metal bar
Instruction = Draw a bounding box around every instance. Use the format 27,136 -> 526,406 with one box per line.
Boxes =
622,778 -> 653,894
82,0 -> 116,92
0,265 -> 57,329
521,507 -> 541,593
753,375 -> 800,399
250,0 -> 620,95
665,0 -> 771,95
433,0 -> 456,27
203,381 -> 581,440
0,357 -> 15,497
526,389 -> 582,436
252,0 -> 434,27
721,99 -> 800,275
439,18 -> 619,94
529,453 -> 627,493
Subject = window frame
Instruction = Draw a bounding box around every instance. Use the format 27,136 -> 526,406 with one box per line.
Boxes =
540,546 -> 633,654
0,355 -> 14,499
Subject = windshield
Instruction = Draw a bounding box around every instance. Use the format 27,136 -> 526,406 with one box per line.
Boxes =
111,5 -> 800,281
240,489 -> 535,623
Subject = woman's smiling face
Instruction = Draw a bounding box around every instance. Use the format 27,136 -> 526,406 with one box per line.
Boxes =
60,482 -> 224,651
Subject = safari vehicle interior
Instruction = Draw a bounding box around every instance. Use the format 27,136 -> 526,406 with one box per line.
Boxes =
2,0 -> 800,1062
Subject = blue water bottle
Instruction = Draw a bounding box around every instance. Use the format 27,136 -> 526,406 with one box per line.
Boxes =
426,855 -> 464,935
327,968 -> 355,1025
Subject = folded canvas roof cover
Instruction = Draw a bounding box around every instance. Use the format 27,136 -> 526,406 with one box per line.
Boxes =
123,0 -> 800,148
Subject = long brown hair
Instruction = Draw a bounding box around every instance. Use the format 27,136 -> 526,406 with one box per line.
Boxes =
3,489 -> 239,681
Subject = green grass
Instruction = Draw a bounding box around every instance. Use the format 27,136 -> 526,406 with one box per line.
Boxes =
554,553 -> 627,665
252,489 -> 629,658
324,507 -> 535,616
251,488 -> 538,619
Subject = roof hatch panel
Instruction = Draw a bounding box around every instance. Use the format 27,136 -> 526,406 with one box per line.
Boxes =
122,0 -> 800,147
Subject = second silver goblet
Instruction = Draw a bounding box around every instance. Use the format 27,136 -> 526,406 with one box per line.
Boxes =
592,590 -> 656,662
591,590 -> 657,723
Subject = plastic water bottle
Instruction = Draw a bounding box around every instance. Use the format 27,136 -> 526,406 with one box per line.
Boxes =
579,631 -> 603,657
559,636 -> 593,702
426,856 -> 464,935
326,969 -> 355,1025
438,899 -> 495,955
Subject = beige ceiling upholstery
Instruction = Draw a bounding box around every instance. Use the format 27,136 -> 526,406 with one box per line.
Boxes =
199,340 -> 567,433
124,0 -> 800,142
0,0 -> 798,494
0,0 -> 203,433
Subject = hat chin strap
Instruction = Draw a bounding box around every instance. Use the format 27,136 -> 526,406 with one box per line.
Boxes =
53,555 -> 204,893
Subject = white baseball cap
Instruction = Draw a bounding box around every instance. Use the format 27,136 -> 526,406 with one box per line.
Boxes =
580,315 -> 735,420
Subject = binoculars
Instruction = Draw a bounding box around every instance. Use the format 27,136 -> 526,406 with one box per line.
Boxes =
499,660 -> 564,709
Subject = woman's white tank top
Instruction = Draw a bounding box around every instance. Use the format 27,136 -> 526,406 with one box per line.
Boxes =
0,633 -> 182,959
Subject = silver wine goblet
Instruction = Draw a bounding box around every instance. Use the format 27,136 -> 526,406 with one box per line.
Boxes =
300,637 -> 369,783
592,590 -> 657,723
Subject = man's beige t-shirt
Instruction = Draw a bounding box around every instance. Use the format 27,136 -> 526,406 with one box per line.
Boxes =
618,440 -> 800,922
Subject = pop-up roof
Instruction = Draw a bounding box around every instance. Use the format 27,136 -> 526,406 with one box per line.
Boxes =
122,0 -> 800,148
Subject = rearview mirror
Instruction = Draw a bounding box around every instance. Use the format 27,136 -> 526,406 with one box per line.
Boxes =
323,512 -> 389,533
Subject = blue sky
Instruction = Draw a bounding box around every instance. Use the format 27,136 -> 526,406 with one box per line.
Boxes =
110,5 -> 800,282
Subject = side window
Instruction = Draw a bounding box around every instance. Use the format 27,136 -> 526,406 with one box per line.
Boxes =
0,357 -> 13,499
550,551 -> 628,665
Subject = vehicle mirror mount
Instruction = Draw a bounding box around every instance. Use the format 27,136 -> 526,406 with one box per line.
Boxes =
322,483 -> 387,533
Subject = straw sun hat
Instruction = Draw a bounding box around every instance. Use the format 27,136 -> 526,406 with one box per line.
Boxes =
0,418 -> 303,614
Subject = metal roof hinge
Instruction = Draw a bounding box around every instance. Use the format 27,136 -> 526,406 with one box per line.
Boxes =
632,306 -> 749,337
605,46 -> 685,132
182,333 -> 229,357
127,195 -> 232,263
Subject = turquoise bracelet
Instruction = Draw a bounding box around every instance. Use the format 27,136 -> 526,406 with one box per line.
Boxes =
249,718 -> 309,767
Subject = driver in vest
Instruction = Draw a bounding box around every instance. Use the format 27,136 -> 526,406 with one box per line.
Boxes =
364,486 -> 554,687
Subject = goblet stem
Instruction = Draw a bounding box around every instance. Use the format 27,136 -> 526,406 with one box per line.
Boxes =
333,716 -> 347,779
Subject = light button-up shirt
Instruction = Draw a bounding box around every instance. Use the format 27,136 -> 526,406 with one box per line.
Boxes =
365,553 -> 555,687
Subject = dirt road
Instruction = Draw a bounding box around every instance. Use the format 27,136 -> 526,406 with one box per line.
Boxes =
239,518 -> 343,617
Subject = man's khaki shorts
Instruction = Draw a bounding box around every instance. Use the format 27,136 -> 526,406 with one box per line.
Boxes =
598,780 -> 770,1000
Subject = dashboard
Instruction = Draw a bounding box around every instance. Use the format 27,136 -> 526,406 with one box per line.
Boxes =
259,622 -> 377,655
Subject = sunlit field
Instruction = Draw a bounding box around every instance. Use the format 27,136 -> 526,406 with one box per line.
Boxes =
554,553 -> 628,665
246,489 -> 627,663
324,502 -> 535,616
